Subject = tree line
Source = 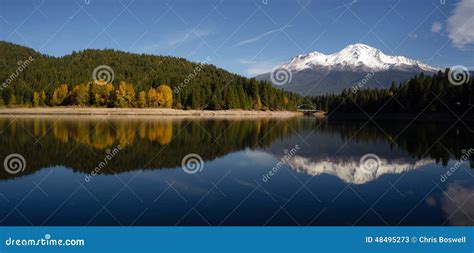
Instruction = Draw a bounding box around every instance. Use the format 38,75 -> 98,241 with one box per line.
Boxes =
311,69 -> 473,114
0,41 -> 302,110
9,81 -> 174,108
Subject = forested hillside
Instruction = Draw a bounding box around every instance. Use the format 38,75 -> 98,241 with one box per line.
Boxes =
0,41 -> 302,110
312,70 -> 473,114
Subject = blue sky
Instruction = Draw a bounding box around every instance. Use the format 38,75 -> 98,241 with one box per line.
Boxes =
0,0 -> 473,76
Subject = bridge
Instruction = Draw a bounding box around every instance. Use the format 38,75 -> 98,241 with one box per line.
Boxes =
296,104 -> 324,116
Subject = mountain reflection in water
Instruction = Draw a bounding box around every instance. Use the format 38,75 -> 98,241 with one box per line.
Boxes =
0,117 -> 472,226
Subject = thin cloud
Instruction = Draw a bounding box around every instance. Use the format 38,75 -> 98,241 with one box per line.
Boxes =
167,29 -> 212,47
325,0 -> 358,12
232,25 -> 291,47
142,28 -> 212,51
447,0 -> 474,48
431,21 -> 442,33
244,59 -> 284,76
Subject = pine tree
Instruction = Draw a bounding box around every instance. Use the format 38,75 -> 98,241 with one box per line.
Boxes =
0,41 -> 304,110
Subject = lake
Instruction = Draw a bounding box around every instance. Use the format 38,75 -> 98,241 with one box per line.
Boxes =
0,116 -> 473,226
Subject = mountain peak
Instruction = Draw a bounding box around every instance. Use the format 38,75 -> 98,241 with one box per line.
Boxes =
256,43 -> 442,95
342,43 -> 376,51
281,44 -> 438,73
339,43 -> 381,57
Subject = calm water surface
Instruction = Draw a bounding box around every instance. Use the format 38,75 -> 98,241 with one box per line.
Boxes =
0,116 -> 473,226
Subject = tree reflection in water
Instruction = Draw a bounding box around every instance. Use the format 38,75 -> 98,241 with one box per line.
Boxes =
0,117 -> 472,181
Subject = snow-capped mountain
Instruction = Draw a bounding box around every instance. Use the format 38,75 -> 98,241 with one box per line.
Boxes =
283,43 -> 438,72
256,43 -> 440,95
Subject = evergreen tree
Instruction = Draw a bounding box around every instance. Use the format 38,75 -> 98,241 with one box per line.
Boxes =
0,41 -> 302,110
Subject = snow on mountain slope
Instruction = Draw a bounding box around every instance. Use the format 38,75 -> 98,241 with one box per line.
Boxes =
255,43 -> 441,95
287,156 -> 433,184
281,43 -> 438,73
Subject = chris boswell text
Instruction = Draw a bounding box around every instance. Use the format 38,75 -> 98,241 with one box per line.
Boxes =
364,235 -> 467,244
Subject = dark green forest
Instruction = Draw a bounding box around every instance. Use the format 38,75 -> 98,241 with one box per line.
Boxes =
312,70 -> 473,115
0,41 -> 302,110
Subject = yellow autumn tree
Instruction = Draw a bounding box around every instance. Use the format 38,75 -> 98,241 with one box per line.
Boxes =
91,82 -> 114,106
40,90 -> 46,106
32,91 -> 40,107
51,84 -> 69,105
71,83 -> 90,106
8,95 -> 16,106
156,84 -> 173,108
115,81 -> 135,108
147,88 -> 160,107
137,91 -> 147,108
254,96 -> 262,110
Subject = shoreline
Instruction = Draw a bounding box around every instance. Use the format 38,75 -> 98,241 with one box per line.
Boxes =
326,112 -> 474,122
0,107 -> 303,118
